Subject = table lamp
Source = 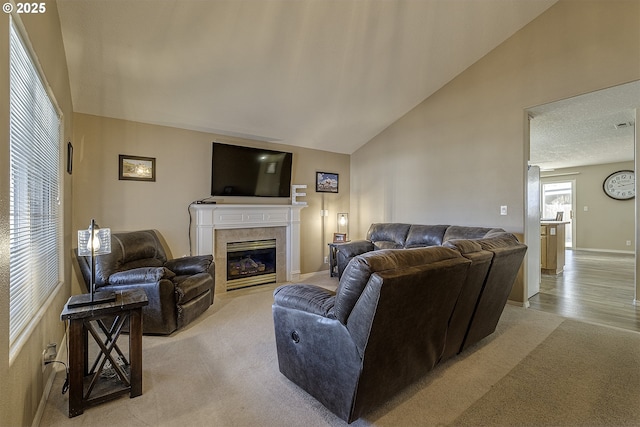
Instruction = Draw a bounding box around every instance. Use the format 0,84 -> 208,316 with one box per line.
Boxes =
337,212 -> 349,239
68,219 -> 116,308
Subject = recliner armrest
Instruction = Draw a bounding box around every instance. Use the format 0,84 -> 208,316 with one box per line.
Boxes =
335,240 -> 375,278
164,255 -> 214,276
108,267 -> 176,285
336,240 -> 375,258
273,284 -> 336,318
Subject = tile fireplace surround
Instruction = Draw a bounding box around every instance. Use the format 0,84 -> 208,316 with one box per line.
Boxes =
189,204 -> 306,292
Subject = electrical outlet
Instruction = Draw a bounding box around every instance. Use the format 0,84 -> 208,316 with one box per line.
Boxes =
324,256 -> 329,264
42,343 -> 57,372
626,240 -> 632,246
500,205 -> 508,216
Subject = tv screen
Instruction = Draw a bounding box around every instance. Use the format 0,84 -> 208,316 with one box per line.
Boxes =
211,142 -> 293,197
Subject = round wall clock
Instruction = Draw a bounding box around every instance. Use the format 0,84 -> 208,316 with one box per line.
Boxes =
603,170 -> 635,200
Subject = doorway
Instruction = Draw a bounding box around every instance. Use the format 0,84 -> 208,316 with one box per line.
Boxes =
525,81 -> 639,325
541,180 -> 574,248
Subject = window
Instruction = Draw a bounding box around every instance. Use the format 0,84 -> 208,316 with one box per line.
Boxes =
9,19 -> 62,350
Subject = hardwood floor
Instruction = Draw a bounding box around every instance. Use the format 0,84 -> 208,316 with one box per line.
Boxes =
528,249 -> 640,332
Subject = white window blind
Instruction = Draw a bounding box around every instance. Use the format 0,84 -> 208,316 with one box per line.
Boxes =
9,20 -> 62,348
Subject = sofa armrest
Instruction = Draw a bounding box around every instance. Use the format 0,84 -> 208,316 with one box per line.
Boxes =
336,240 -> 375,258
335,240 -> 375,278
165,255 -> 214,276
107,267 -> 175,286
273,284 -> 336,318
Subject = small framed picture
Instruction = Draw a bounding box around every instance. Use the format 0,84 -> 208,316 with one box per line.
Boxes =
316,172 -> 339,193
119,155 -> 156,182
333,233 -> 347,243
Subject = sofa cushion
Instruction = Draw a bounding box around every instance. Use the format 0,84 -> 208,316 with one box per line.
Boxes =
405,224 -> 449,248
332,246 -> 463,324
366,223 -> 411,249
373,241 -> 403,250
442,226 -> 504,242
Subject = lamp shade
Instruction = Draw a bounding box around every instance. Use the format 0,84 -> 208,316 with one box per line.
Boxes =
337,213 -> 349,237
69,219 -> 115,308
78,222 -> 111,256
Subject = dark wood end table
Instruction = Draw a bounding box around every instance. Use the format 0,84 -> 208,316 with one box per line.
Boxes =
328,241 -> 350,277
60,288 -> 148,417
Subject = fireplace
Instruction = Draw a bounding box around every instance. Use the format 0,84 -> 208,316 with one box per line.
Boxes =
226,239 -> 276,290
189,204 -> 306,292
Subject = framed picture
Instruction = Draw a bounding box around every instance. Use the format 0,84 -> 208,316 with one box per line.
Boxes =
119,155 -> 156,182
333,233 -> 347,243
66,142 -> 73,175
316,172 -> 339,193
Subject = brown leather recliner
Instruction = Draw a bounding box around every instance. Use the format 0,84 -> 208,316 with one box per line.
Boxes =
76,230 -> 215,335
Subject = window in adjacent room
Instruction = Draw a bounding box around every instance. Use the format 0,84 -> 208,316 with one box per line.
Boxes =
9,18 -> 63,356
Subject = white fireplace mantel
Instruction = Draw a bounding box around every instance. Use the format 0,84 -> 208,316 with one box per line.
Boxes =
189,204 -> 306,283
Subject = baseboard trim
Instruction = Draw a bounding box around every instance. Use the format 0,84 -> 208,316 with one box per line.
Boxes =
507,299 -> 530,308
572,247 -> 635,255
298,270 -> 330,281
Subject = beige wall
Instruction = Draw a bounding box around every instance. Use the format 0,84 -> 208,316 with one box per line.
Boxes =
542,161 -> 635,252
0,1 -> 74,426
71,113 -> 350,291
350,0 -> 640,303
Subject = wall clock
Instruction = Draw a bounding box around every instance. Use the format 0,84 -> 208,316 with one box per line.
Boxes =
603,170 -> 635,200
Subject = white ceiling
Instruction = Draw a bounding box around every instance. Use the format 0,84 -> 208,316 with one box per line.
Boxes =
529,80 -> 638,171
57,0 -> 558,155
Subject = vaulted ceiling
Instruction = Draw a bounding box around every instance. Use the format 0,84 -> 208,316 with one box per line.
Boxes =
57,0 -> 558,155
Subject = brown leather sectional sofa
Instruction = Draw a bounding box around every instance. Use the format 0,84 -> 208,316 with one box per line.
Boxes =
272,224 -> 526,423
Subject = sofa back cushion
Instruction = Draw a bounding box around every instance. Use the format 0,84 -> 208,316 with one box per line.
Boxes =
443,226 -> 505,242
462,232 -> 527,350
94,230 -> 167,286
404,224 -> 449,248
332,246 -> 463,324
366,223 -> 411,250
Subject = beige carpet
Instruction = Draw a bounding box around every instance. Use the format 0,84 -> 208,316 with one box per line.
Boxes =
40,274 -> 640,426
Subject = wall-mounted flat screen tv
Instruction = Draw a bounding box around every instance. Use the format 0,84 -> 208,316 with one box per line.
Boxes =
211,142 -> 293,197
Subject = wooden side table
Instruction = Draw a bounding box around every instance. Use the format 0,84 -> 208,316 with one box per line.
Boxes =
60,288 -> 148,417
328,242 -> 350,277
